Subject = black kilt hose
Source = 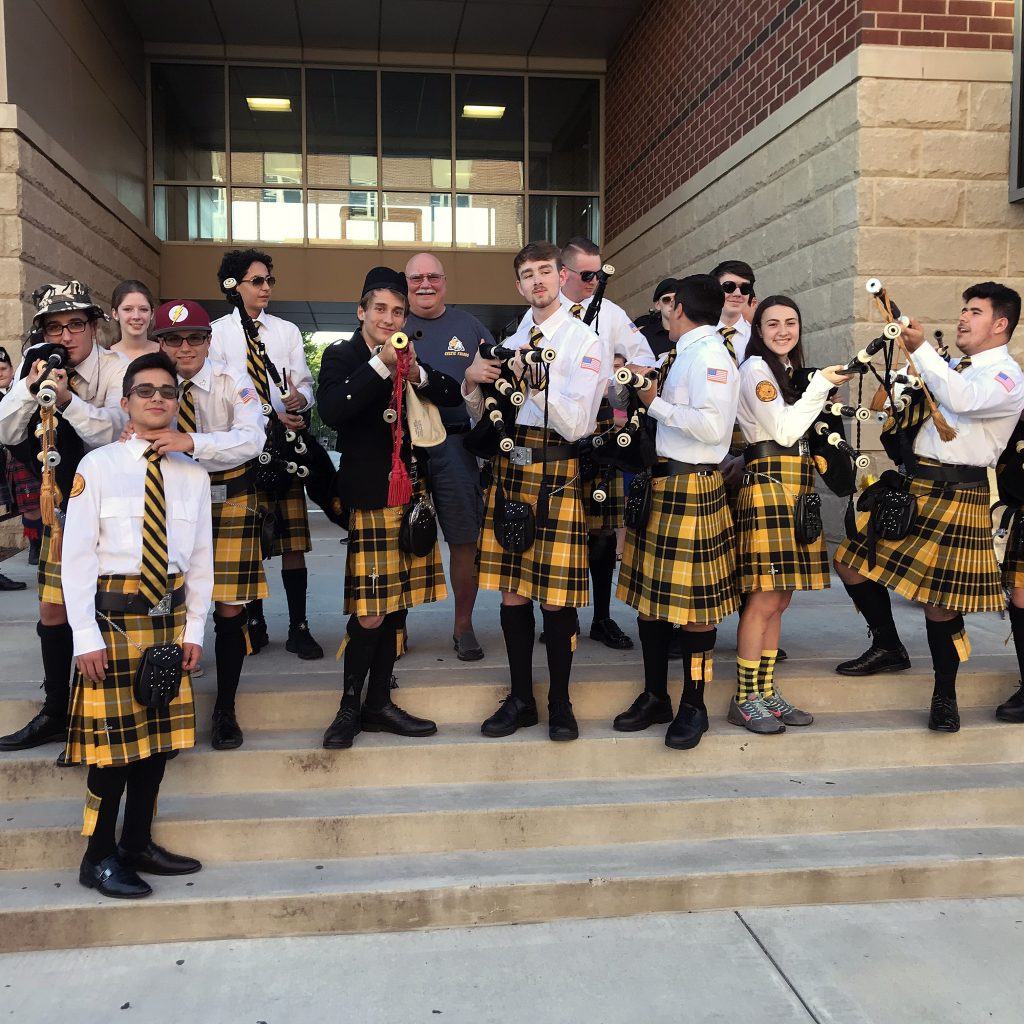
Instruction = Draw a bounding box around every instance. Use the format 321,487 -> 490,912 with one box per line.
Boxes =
211,466 -> 268,604
836,463 -> 1002,613
259,473 -> 311,556
585,401 -> 625,532
38,524 -> 63,604
478,426 -> 589,608
65,573 -> 195,769
736,454 -> 830,593
617,469 -> 738,625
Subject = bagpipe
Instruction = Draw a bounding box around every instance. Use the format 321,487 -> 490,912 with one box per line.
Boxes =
218,277 -> 344,528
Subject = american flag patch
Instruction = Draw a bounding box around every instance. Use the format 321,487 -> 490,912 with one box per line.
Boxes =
629,321 -> 640,333
707,367 -> 729,384
996,371 -> 1015,393
581,355 -> 602,373
239,387 -> 257,404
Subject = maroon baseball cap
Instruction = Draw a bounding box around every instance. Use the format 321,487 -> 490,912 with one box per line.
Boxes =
152,300 -> 212,336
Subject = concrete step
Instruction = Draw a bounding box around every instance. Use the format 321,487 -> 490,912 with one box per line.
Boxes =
3,826 -> 1024,952
2,709 -> 1022,801
4,763 -> 1024,872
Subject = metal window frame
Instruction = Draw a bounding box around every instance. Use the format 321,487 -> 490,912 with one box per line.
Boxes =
1011,2 -> 1024,203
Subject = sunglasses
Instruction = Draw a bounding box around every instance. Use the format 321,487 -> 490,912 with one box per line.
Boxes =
240,275 -> 276,288
721,280 -> 754,296
129,383 -> 179,400
567,267 -> 604,283
161,333 -> 210,348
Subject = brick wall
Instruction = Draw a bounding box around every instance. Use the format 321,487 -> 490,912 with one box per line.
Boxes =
861,0 -> 1014,50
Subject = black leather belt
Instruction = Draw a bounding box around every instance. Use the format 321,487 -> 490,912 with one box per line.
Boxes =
95,586 -> 186,614
445,423 -> 472,435
911,461 -> 987,485
744,440 -> 805,464
504,442 -> 578,466
653,460 -> 718,478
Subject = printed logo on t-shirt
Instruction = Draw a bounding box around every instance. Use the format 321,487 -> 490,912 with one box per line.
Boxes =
446,336 -> 469,358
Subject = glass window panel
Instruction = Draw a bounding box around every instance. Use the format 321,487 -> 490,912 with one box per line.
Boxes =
455,75 -> 524,193
381,192 -> 452,246
152,64 -> 226,182
455,195 -> 523,249
528,195 -> 599,247
231,187 -> 304,243
381,72 -> 451,190
528,78 -> 599,192
229,66 -> 302,184
306,69 -> 378,188
153,185 -> 228,241
308,189 -> 379,245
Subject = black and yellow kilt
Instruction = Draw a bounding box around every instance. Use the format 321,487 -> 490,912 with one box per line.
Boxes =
212,467 -> 268,604
38,523 -> 63,605
618,469 -> 738,625
258,473 -> 311,556
585,404 -> 625,532
478,426 -> 589,608
836,469 -> 1002,613
344,490 -> 448,617
736,454 -> 830,593
65,574 -> 195,768
1002,519 -> 1024,590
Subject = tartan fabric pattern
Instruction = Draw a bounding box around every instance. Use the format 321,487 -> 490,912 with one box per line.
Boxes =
585,401 -> 625,531
1001,519 -> 1024,590
65,573 -> 195,768
212,467 -> 268,603
344,489 -> 448,616
836,470 -> 1002,613
478,426 -> 589,607
618,469 -> 738,625
736,454 -> 831,593
38,524 -> 63,604
258,474 -> 312,555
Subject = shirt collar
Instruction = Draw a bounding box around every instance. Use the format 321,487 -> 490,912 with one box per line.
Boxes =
125,436 -> 152,462
72,344 -> 99,383
958,345 -> 1007,367
532,305 -> 569,340
676,324 -> 720,352
180,359 -> 212,392
232,307 -> 269,329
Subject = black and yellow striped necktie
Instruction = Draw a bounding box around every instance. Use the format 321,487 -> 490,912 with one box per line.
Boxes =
245,323 -> 271,406
529,325 -> 544,347
68,370 -> 83,396
719,326 -> 738,366
656,348 -> 677,395
176,380 -> 197,434
139,449 -> 169,611
569,303 -> 584,320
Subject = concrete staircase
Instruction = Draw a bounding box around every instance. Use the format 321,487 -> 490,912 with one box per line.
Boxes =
1,516 -> 1023,954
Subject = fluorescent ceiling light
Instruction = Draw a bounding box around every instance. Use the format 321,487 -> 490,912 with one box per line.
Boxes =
247,97 -> 292,112
462,104 -> 505,119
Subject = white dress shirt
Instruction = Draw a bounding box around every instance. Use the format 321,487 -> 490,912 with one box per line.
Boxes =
62,438 -> 214,655
0,344 -> 127,448
210,308 -> 314,416
716,316 -> 751,364
738,357 -> 835,447
649,325 -> 740,463
178,359 -> 266,472
908,342 -> 1024,467
464,305 -> 612,442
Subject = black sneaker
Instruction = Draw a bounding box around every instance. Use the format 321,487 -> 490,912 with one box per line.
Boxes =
286,620 -> 324,660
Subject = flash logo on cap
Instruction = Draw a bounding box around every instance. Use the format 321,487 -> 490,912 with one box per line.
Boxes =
169,304 -> 189,324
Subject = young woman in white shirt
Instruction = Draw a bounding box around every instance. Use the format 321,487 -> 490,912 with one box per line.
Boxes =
109,280 -> 159,361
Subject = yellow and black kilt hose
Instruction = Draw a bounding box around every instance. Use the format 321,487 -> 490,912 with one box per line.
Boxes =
835,468 -> 1002,613
344,489 -> 448,617
618,469 -> 739,625
258,473 -> 312,556
211,467 -> 268,604
585,403 -> 625,532
736,454 -> 831,594
38,524 -> 64,605
65,573 -> 195,768
478,426 -> 589,608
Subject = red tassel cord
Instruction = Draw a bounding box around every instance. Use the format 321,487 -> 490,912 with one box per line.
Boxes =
386,347 -> 413,507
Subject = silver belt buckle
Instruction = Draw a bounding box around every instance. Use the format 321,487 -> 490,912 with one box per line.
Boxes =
148,592 -> 173,617
798,438 -> 810,458
509,445 -> 532,466
210,484 -> 228,504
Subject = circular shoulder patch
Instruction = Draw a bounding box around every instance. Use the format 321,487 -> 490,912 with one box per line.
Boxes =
814,455 -> 829,475
755,380 -> 778,403
69,473 -> 86,498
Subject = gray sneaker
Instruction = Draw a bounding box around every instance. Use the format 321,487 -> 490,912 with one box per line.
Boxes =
762,690 -> 813,726
727,695 -> 786,734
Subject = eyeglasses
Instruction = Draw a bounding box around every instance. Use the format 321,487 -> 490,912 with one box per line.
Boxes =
407,273 -> 445,286
240,275 -> 276,288
656,294 -> 676,304
161,333 -> 210,348
566,267 -> 603,283
129,383 -> 179,400
721,281 -> 754,296
42,319 -> 89,337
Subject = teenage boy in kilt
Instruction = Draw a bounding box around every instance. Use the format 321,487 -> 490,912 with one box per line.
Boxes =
615,275 -> 740,750
0,282 -> 127,752
146,300 -> 266,751
63,352 -> 212,899
210,249 -> 322,661
464,241 -> 613,741
316,267 -> 463,750
835,282 -> 1024,732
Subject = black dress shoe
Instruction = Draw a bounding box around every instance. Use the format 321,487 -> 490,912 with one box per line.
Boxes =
211,709 -> 243,750
665,703 -> 709,750
323,702 -> 361,749
117,841 -> 202,876
0,710 -> 67,750
79,855 -> 152,899
27,539 -> 40,566
481,695 -> 539,737
666,626 -> 683,661
548,700 -> 579,741
0,571 -> 26,591
590,617 -> 634,650
928,694 -> 960,732
996,685 -> 1024,723
835,644 -> 910,676
247,616 -> 269,653
361,701 -> 437,737
286,620 -> 324,660
613,691 -> 673,732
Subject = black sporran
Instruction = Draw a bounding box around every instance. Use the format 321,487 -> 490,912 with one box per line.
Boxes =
492,476 -> 536,553
258,507 -> 278,559
624,469 -> 653,530
793,492 -> 823,545
133,644 -> 184,709
398,494 -> 438,557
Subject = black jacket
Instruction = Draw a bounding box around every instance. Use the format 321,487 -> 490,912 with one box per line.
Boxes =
317,331 -> 464,510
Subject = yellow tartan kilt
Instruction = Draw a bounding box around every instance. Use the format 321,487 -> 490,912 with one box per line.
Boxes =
736,454 -> 830,593
258,473 -> 311,556
212,468 -> 268,604
1002,519 -> 1024,590
585,470 -> 625,532
836,471 -> 1002,613
618,469 -> 738,625
38,524 -> 63,605
65,574 -> 195,768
